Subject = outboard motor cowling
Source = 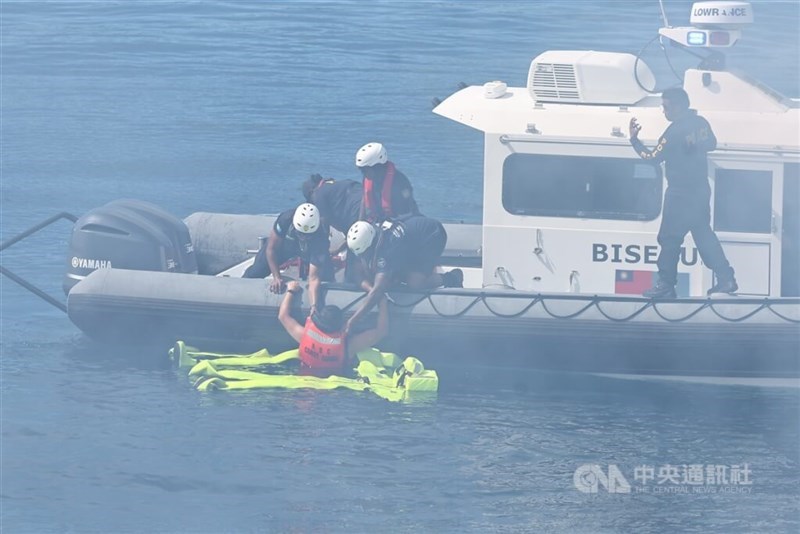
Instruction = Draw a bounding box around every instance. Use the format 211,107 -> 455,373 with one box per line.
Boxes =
64,202 -> 190,294
106,199 -> 198,274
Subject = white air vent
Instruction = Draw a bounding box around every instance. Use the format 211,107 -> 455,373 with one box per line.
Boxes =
528,50 -> 654,105
531,62 -> 580,101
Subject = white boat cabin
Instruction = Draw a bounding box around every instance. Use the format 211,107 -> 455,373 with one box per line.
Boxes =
434,33 -> 799,298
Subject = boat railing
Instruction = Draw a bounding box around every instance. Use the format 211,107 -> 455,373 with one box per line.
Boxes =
0,212 -> 78,313
499,134 -> 800,156
325,284 -> 800,325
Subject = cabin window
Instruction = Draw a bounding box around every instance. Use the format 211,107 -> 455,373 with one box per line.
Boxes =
713,169 -> 772,234
502,154 -> 663,221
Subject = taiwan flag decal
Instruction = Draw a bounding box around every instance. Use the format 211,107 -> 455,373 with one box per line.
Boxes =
615,270 -> 654,295
615,270 -> 690,297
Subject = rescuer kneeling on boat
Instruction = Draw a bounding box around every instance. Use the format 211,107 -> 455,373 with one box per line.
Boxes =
302,174 -> 363,236
629,87 -> 737,299
278,281 -> 389,377
343,216 -> 463,334
243,203 -> 334,311
355,142 -> 420,224
302,173 -> 363,283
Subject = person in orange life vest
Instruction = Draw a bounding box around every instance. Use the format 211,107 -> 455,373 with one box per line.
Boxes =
243,203 -> 333,312
354,142 -> 419,224
278,281 -> 389,377
343,216 -> 463,335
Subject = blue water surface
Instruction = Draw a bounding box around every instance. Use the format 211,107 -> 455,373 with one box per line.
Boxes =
2,1 -> 799,532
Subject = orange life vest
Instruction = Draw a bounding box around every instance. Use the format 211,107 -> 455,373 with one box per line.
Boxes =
298,316 -> 347,374
362,162 -> 396,223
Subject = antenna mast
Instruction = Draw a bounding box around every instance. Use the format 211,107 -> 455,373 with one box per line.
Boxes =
658,0 -> 670,27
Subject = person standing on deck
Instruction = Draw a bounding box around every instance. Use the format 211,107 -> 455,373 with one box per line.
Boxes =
629,87 -> 737,298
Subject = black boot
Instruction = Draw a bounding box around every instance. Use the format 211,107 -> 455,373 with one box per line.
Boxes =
707,275 -> 738,295
643,279 -> 676,299
442,268 -> 464,288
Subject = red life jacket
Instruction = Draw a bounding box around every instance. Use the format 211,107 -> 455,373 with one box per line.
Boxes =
298,316 -> 347,374
362,162 -> 396,223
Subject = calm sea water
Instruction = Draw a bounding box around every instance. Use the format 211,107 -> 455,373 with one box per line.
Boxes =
2,1 -> 799,532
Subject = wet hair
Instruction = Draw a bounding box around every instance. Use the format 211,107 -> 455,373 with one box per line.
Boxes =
302,173 -> 325,202
661,87 -> 690,109
311,305 -> 344,333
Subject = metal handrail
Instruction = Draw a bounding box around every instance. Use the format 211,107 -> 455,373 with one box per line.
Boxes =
1,212 -> 77,313
498,134 -> 800,155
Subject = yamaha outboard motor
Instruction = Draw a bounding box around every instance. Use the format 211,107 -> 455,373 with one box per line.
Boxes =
64,201 -> 193,294
106,199 -> 197,275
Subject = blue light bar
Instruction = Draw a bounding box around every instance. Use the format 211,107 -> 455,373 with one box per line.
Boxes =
687,30 -> 707,46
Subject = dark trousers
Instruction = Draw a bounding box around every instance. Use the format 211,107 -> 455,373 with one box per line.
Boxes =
242,244 -> 277,278
657,188 -> 734,286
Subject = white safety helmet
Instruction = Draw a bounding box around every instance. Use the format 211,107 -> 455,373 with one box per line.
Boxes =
347,221 -> 377,255
292,203 -> 320,234
355,142 -> 387,168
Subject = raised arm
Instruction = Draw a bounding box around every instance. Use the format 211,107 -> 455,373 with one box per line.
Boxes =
278,281 -> 305,344
307,263 -> 322,314
629,117 -> 667,164
345,271 -> 390,334
348,296 -> 390,354
266,229 -> 286,293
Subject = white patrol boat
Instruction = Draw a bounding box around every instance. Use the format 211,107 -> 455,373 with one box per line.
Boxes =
4,1 -> 797,376
434,2 -> 798,300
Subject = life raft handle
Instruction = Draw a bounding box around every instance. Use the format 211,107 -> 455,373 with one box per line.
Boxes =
0,212 -> 78,313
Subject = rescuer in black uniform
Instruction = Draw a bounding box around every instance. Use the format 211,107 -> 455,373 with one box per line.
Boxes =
630,87 -> 737,298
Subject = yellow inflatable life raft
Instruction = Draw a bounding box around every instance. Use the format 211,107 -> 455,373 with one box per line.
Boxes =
168,341 -> 438,402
